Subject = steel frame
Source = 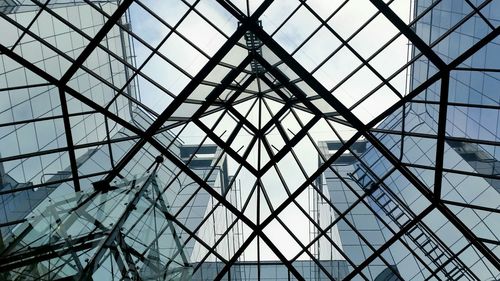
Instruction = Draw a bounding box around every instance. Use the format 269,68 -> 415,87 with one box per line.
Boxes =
0,0 -> 499,280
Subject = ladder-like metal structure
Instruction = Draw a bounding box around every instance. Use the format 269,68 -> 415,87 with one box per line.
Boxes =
350,167 -> 474,280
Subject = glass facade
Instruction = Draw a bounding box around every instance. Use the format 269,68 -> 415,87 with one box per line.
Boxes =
0,0 -> 499,280
325,1 -> 500,280
0,0 -> 137,235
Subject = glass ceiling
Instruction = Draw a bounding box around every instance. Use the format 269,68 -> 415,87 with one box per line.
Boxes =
0,0 -> 499,280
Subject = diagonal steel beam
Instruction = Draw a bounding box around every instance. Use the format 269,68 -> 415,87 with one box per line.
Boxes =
366,26 -> 500,129
343,204 -> 436,280
103,26 -> 249,182
57,87 -> 81,192
433,72 -> 450,200
1,39 -> 259,241
368,0 -> 447,71
58,0 -> 135,85
363,130 -> 500,271
193,119 -> 259,176
250,24 -> 366,130
251,22 -> 500,273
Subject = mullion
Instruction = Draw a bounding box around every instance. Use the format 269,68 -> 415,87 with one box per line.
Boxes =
226,105 -> 259,135
180,0 -> 234,40
254,20 -> 499,268
1,8 -> 159,119
194,120 -> 258,176
464,0 -> 496,30
256,178 -> 273,214
268,1 -> 303,37
260,97 -> 291,144
299,0 -> 474,110
258,129 -> 363,243
83,0 -> 247,117
212,184 -> 308,281
272,0 -> 403,84
288,142 -> 407,280
254,55 -> 325,117
132,0 -> 210,60
259,74 -> 303,108
214,231 -> 258,280
77,171 -> 150,279
169,131 -> 258,226
264,147 -> 364,280
224,93 -> 260,147
273,214 -> 341,281
0,170 -> 110,198
405,161 -> 500,182
0,109 -> 95,128
455,67 -> 500,72
134,175 -> 231,261
290,108 -> 440,280
371,115 -> 490,151
289,173 -> 381,279
412,98 -> 500,111
364,129 -> 500,270
0,131 -> 142,165
191,214 -> 242,274
181,165 -> 254,256
344,204 -> 436,280
79,0 -> 199,106
209,74 -> 259,144
3,1 -> 499,278
254,232 -> 307,281
259,100 -> 293,137
366,17 -> 500,129
348,0 -> 496,111
0,82 -> 51,92
341,140 -> 477,279
302,2 -> 404,100
442,200 -> 500,215
171,106 -> 248,219
293,118 -> 419,278
58,0 -> 135,85
82,0 -> 198,81
151,180 -> 205,267
10,0 -> 50,51
369,0 -> 446,71
147,198 -> 230,264
254,55 -> 337,177
424,243 -> 472,281
248,0 -> 280,23
259,114 -> 320,176
226,130 -> 365,278
102,31 -> 250,182
287,0 -> 350,57
424,0 -> 494,50
213,0 -> 246,21
262,133 -> 369,279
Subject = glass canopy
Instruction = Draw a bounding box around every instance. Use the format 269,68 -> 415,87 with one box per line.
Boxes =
0,0 -> 499,280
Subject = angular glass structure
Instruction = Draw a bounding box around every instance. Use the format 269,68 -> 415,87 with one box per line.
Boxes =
0,0 -> 499,280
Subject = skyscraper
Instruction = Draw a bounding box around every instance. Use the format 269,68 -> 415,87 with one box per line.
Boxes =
0,0 -> 139,236
316,1 -> 500,280
0,0 -> 499,280
0,1 -> 237,279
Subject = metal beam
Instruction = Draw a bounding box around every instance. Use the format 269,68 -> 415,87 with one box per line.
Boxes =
433,72 -> 450,200
58,0 -> 135,85
368,0 -> 447,71
103,26 -> 249,182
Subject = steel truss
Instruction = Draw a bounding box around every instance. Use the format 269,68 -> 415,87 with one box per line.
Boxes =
0,0 -> 499,280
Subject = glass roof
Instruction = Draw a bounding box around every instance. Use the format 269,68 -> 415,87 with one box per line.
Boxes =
0,0 -> 499,280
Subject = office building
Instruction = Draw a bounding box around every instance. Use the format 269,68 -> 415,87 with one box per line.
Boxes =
0,0 -> 499,280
